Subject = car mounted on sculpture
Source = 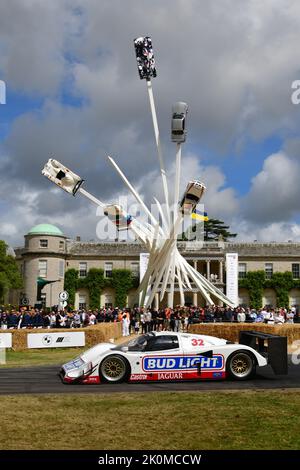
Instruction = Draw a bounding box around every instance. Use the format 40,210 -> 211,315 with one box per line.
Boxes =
171,102 -> 188,143
180,180 -> 206,214
134,36 -> 157,80
42,158 -> 84,195
60,331 -> 288,385
103,204 -> 133,231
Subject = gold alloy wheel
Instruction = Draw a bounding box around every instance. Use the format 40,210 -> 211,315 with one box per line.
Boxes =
101,356 -> 126,382
229,353 -> 253,378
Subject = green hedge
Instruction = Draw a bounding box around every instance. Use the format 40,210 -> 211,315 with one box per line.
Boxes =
64,268 -> 139,309
239,270 -> 300,309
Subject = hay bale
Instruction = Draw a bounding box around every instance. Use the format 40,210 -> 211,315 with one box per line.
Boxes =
189,323 -> 300,344
0,322 -> 122,351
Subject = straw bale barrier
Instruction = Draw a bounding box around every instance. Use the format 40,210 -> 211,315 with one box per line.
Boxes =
189,323 -> 300,344
0,322 -> 122,351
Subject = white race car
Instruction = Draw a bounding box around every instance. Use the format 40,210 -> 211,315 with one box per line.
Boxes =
42,158 -> 84,195
60,331 -> 287,384
180,180 -> 206,214
103,204 -> 132,231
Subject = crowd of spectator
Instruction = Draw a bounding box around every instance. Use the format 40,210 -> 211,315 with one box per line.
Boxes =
0,305 -> 299,333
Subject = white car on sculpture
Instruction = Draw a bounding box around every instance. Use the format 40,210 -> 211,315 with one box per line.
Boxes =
42,158 -> 84,195
103,204 -> 133,231
171,101 -> 188,143
60,331 -> 287,385
180,180 -> 206,214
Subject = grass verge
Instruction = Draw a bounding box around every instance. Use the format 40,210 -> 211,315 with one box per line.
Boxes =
0,337 -> 128,368
0,390 -> 300,450
0,348 -> 85,367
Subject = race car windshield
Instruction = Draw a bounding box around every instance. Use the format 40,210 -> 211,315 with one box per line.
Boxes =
127,334 -> 153,351
128,334 -> 150,351
113,333 -> 155,352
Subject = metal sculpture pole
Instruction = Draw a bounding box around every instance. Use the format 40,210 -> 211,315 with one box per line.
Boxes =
146,79 -> 170,227
134,36 -> 170,227
78,187 -> 105,208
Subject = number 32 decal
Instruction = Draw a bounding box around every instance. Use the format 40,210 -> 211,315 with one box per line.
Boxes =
191,338 -> 204,346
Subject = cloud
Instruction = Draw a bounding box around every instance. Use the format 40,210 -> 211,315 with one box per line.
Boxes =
0,0 -> 77,95
1,1 -> 300,245
243,152 -> 300,223
235,219 -> 300,243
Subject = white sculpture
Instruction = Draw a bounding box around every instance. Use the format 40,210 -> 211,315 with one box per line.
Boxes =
42,36 -> 235,309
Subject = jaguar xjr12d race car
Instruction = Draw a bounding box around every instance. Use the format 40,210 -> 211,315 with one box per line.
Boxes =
60,331 -> 288,385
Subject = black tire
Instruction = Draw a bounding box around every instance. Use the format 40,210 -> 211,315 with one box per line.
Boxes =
226,350 -> 256,381
99,354 -> 130,384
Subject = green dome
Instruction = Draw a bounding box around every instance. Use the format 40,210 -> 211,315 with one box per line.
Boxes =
27,224 -> 64,237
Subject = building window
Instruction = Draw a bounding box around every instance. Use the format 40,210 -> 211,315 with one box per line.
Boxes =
39,239 -> 48,248
238,263 -> 247,279
59,260 -> 64,278
292,263 -> 300,279
265,263 -> 273,279
105,262 -> 113,278
59,241 -> 65,251
79,295 -> 86,310
79,262 -> 87,278
131,262 -> 139,278
38,260 -> 47,278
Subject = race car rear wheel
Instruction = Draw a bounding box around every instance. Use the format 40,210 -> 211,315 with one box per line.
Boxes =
99,355 -> 130,383
226,351 -> 255,380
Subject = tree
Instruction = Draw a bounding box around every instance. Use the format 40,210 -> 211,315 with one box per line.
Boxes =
180,218 -> 237,242
0,240 -> 23,303
203,218 -> 237,241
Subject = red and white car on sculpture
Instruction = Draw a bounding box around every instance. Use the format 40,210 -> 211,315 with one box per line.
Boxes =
60,331 -> 287,384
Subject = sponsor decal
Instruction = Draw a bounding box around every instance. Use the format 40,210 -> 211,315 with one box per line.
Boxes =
56,336 -> 71,343
130,371 -> 226,382
212,372 -> 224,378
42,335 -> 52,345
129,374 -> 148,381
142,354 -> 224,372
158,372 -> 183,380
82,376 -> 100,384
43,335 -> 72,346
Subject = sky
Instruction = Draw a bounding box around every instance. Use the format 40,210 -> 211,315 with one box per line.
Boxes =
1,0 -> 300,246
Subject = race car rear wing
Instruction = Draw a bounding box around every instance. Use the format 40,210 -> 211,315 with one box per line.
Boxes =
239,330 -> 288,375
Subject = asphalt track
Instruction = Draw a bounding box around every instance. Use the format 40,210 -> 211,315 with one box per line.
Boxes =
0,358 -> 299,394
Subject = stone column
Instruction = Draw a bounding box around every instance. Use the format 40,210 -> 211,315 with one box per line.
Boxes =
193,261 -> 198,306
219,260 -> 223,283
167,292 -> 173,308
206,260 -> 210,280
154,293 -> 159,310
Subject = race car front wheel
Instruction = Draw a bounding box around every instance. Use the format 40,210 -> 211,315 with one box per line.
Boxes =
99,355 -> 130,383
226,351 -> 256,380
